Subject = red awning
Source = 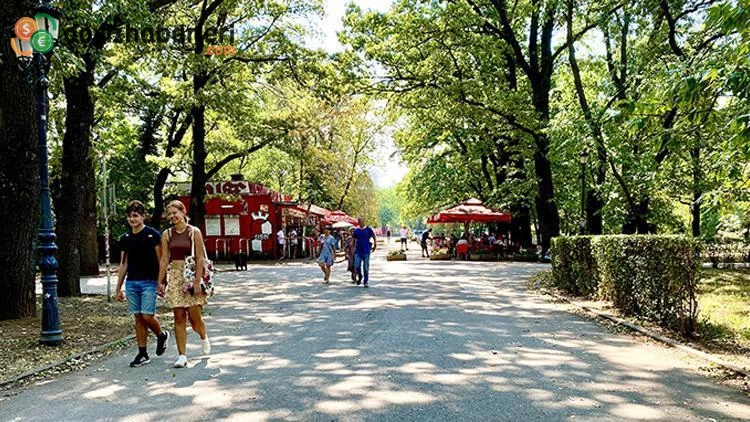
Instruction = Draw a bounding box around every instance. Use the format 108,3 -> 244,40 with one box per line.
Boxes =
323,210 -> 359,226
427,198 -> 512,224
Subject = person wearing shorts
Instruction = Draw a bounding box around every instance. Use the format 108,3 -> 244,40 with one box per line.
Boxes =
399,226 -> 408,251
317,225 -> 337,283
116,200 -> 170,368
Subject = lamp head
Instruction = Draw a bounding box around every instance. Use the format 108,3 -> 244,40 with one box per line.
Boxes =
34,2 -> 62,41
10,36 -> 34,59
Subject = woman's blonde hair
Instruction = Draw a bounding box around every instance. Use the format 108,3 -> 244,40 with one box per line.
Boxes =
166,200 -> 189,223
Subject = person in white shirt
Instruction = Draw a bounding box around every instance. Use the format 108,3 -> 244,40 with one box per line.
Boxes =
277,228 -> 286,259
399,226 -> 409,251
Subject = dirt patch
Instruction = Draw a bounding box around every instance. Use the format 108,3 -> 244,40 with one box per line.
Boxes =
0,295 -> 173,394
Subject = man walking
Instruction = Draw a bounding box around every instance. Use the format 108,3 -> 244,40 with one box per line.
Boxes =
352,217 -> 377,288
421,228 -> 433,258
399,226 -> 408,251
116,200 -> 170,367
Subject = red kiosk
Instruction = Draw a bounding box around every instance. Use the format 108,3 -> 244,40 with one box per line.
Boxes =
174,180 -> 330,260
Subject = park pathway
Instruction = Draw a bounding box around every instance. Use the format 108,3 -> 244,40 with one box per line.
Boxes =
4,247 -> 750,421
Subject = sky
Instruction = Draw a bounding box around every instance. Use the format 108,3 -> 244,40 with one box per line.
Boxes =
306,0 -> 408,189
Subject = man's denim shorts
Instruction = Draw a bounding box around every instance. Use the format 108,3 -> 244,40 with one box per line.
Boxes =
125,280 -> 158,315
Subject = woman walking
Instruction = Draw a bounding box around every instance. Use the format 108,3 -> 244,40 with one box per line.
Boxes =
318,225 -> 338,283
158,200 -> 210,368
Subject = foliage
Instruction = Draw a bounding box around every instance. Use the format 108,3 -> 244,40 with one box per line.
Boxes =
377,186 -> 405,226
550,236 -> 598,297
552,235 -> 700,335
340,0 -> 750,241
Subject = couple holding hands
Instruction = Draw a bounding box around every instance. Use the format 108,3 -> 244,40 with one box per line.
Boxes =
115,200 -> 210,369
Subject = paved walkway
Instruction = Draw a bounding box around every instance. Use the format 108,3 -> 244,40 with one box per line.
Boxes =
10,249 -> 750,421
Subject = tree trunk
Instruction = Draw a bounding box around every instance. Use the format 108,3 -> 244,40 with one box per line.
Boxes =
152,168 -> 170,228
57,70 -> 96,297
623,197 -> 651,234
189,104 -> 208,229
0,0 -> 39,319
152,112 -> 192,227
532,134 -> 560,252
586,189 -> 604,235
80,159 -> 99,275
510,204 -> 533,248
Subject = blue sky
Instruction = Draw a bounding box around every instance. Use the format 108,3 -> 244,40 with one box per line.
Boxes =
305,0 -> 407,189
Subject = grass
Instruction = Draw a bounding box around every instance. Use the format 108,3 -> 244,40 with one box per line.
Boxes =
530,268 -> 750,356
696,269 -> 750,350
0,295 -> 173,390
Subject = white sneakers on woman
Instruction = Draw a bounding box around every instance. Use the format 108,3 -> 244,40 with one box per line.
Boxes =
201,336 -> 211,355
174,354 -> 188,368
173,335 -> 210,368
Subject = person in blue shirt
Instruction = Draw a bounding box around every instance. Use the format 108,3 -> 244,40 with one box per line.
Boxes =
317,225 -> 338,283
352,216 -> 377,287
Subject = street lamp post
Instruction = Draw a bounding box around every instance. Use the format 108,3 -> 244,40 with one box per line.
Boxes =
11,2 -> 63,345
579,150 -> 589,235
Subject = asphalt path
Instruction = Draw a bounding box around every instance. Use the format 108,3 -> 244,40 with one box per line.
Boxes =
7,247 -> 750,421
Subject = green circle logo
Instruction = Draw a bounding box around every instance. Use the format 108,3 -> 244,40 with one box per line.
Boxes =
31,30 -> 54,53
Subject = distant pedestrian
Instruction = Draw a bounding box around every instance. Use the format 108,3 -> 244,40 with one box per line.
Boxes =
289,228 -> 298,259
116,200 -> 170,368
352,217 -> 377,287
399,226 -> 408,251
318,225 -> 338,283
345,228 -> 356,282
421,228 -> 433,257
386,228 -> 391,244
158,200 -> 210,369
277,228 -> 286,259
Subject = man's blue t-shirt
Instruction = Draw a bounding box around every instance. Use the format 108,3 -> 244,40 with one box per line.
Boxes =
353,226 -> 376,256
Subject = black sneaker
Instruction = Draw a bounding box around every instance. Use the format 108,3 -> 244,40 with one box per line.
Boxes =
364,283 -> 369,288
156,331 -> 170,356
129,354 -> 150,367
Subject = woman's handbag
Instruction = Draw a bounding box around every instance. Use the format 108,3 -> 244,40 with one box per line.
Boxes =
183,226 -> 215,297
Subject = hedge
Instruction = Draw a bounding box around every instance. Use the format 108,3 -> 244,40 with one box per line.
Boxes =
551,235 -> 700,335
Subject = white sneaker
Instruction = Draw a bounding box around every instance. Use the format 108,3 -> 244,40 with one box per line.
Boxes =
201,336 -> 211,355
174,354 -> 188,368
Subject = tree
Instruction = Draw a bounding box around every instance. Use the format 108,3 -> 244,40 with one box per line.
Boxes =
54,0 -> 176,296
0,0 -> 40,320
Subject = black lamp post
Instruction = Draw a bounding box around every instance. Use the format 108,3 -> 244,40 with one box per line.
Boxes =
11,1 -> 63,345
579,149 -> 589,235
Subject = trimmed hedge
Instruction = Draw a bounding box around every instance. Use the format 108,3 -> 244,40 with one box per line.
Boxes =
550,236 -> 598,296
551,235 -> 700,335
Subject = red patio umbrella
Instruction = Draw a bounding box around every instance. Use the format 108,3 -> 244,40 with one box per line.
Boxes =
427,198 -> 512,224
323,210 -> 359,226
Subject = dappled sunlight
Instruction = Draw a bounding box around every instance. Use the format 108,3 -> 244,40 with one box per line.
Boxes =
397,361 -> 437,374
81,383 -> 125,399
5,254 -> 749,421
610,403 -> 665,419
413,373 -> 473,385
315,348 -> 360,358
315,389 -> 436,414
256,356 -> 293,371
255,312 -> 318,324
